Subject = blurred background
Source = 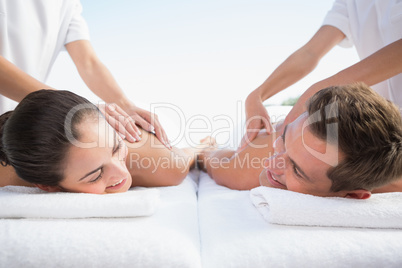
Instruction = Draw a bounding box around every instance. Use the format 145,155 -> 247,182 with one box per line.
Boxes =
47,0 -> 359,147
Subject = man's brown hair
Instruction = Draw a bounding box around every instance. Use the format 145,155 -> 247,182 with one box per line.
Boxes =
307,83 -> 402,192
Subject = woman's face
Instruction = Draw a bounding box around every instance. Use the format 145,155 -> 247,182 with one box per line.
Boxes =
59,117 -> 132,194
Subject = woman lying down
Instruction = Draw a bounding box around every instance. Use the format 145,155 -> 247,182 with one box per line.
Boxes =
197,83 -> 402,199
1,83 -> 401,197
0,89 -> 200,193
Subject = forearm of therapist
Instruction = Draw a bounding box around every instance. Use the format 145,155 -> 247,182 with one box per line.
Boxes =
283,38 -> 402,126
241,26 -> 344,139
65,40 -> 133,111
0,56 -> 53,102
251,26 -> 345,103
66,40 -> 171,148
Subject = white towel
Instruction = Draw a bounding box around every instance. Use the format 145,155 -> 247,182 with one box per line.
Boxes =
250,186 -> 402,229
199,173 -> 402,267
0,174 -> 202,268
0,186 -> 159,219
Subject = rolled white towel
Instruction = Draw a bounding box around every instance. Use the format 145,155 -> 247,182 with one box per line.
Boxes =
0,186 -> 159,219
250,186 -> 402,229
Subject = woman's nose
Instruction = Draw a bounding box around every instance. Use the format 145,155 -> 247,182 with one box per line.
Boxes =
110,157 -> 128,176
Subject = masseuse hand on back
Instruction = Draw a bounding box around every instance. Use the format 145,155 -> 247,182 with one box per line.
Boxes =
65,40 -> 171,149
0,45 -> 171,149
238,22 -> 402,151
98,101 -> 170,148
237,26 -> 344,151
238,90 -> 274,152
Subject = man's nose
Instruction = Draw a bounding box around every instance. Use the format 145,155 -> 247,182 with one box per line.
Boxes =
265,153 -> 286,173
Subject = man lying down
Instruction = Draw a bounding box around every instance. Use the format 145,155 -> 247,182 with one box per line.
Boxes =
198,83 -> 402,199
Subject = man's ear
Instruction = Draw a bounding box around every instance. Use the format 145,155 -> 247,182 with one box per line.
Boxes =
34,184 -> 62,193
345,189 -> 371,199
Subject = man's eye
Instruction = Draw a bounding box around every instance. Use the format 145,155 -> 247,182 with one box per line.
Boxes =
292,164 -> 302,178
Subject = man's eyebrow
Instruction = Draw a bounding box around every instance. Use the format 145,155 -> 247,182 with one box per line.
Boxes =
283,124 -> 313,182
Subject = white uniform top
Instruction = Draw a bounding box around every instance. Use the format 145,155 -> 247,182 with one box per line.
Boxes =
323,0 -> 402,110
0,0 -> 90,113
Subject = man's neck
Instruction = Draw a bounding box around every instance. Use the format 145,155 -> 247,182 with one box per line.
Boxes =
372,178 -> 402,193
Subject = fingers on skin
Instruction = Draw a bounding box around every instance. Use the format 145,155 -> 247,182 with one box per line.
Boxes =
128,108 -> 171,149
155,126 -> 171,149
156,121 -> 171,149
104,116 -> 125,138
237,119 -> 264,151
237,130 -> 259,152
105,104 -> 140,143
122,117 -> 141,142
133,115 -> 171,149
265,121 -> 274,135
148,115 -> 171,149
132,116 -> 153,133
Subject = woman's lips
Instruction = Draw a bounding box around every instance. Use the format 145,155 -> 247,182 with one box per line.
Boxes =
265,169 -> 286,188
106,178 -> 127,190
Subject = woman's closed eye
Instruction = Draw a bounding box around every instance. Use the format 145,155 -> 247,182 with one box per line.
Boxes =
89,169 -> 103,183
87,139 -> 124,184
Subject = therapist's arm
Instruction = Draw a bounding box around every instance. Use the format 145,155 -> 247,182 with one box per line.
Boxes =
282,38 -> 402,128
238,26 -> 345,150
66,40 -> 171,148
0,56 -> 53,101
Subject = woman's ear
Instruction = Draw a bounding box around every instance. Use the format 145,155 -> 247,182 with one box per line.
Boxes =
345,189 -> 371,199
34,184 -> 62,193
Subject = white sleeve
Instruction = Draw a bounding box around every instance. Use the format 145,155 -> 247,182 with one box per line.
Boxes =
64,0 -> 90,45
322,0 -> 353,48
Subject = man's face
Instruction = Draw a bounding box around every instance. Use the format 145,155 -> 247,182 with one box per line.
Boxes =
259,113 -> 346,197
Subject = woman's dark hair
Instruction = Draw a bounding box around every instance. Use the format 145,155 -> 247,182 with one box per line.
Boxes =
0,90 -> 100,186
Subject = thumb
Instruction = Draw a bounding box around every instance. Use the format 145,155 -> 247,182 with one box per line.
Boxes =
237,128 -> 260,152
263,118 -> 274,134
